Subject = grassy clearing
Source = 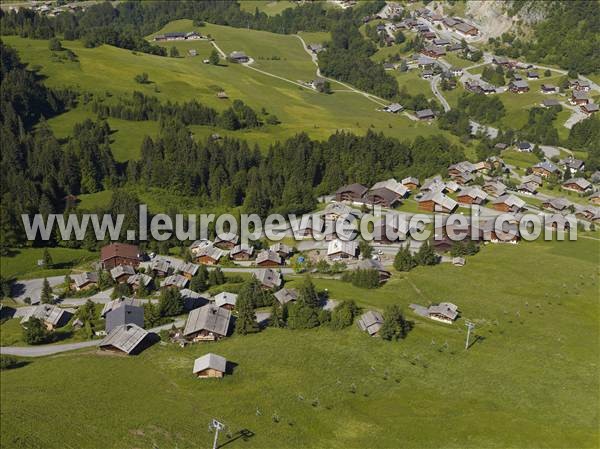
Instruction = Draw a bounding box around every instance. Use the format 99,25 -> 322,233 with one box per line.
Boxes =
239,0 -> 298,16
501,149 -> 541,171
1,238 -> 598,448
297,31 -> 331,45
393,69 -> 436,100
1,247 -> 98,280
442,52 -> 474,69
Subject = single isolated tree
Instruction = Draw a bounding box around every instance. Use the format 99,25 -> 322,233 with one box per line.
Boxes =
380,305 -> 412,341
209,49 -> 220,65
40,278 -> 53,304
42,248 -> 53,267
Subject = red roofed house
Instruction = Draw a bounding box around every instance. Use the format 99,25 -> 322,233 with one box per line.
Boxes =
100,243 -> 140,270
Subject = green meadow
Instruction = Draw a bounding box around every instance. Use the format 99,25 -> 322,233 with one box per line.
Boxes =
0,247 -> 98,280
1,238 -> 598,448
4,26 -> 450,161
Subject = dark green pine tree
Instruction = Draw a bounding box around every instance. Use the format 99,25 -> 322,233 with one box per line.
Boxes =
298,276 -> 319,308
42,248 -> 53,267
414,241 -> 438,266
393,244 -> 416,272
158,288 -> 184,317
40,278 -> 53,304
235,295 -> 259,335
380,305 -> 412,341
269,300 -> 284,328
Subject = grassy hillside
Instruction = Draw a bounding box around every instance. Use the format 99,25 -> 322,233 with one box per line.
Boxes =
1,247 -> 98,279
4,29 -> 451,161
1,238 -> 598,448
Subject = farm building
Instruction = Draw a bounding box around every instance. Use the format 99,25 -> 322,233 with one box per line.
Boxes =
456,187 -> 488,205
270,243 -> 293,258
177,262 -> 200,279
160,274 -> 189,289
214,233 -> 239,250
193,353 -> 228,378
229,51 -> 249,63
401,177 -> 420,190
532,161 -> 561,178
409,302 -> 458,323
127,273 -> 153,290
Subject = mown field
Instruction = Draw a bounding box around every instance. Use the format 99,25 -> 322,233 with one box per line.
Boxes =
1,237 -> 598,448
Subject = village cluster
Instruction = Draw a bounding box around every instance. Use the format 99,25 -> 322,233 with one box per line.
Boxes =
16,146 -> 598,376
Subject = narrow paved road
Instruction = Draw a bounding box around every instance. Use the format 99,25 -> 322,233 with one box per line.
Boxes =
431,75 -> 450,112
0,320 -> 186,357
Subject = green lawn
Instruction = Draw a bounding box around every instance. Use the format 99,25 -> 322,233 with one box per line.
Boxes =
392,69 -> 436,100
1,237 -> 598,448
1,247 -> 98,280
442,52 -> 474,69
501,149 -> 541,170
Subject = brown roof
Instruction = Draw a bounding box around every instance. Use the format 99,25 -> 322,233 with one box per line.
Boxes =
101,243 -> 140,262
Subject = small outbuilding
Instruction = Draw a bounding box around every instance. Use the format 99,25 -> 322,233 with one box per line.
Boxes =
193,353 -> 227,378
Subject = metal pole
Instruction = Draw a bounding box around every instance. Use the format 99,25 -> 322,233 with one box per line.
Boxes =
465,321 -> 475,349
211,419 -> 224,449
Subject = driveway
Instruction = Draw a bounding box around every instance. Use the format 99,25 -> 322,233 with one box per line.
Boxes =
11,275 -> 65,305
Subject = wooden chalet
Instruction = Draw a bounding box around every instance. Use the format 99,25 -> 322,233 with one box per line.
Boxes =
417,191 -> 458,213
562,178 -> 592,193
456,187 -> 487,205
255,249 -> 282,267
213,292 -> 238,311
335,183 -> 368,202
100,243 -> 140,270
183,305 -> 231,342
230,244 -> 254,261
110,265 -> 136,283
491,194 -> 525,213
